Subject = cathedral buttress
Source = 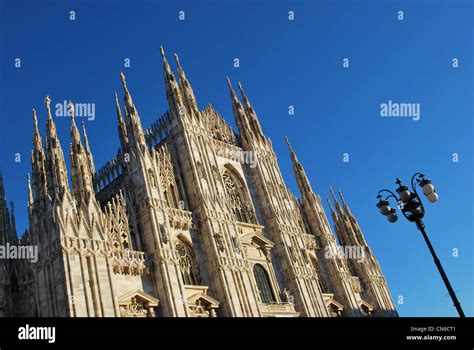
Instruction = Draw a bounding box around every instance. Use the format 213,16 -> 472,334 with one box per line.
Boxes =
285,137 -> 368,316
329,191 -> 398,317
115,72 -> 192,317
160,48 -> 282,317
227,82 -> 329,317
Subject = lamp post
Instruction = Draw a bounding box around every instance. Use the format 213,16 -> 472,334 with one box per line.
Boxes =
376,172 -> 465,318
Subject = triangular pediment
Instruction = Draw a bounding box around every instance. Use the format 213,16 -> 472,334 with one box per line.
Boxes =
241,231 -> 274,249
359,300 -> 374,311
359,300 -> 375,316
323,294 -> 344,311
118,290 -> 159,317
187,292 -> 220,308
187,291 -> 220,317
118,289 -> 159,306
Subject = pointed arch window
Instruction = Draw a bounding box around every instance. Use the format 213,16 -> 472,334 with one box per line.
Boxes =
175,241 -> 199,285
222,170 -> 252,223
253,264 -> 275,304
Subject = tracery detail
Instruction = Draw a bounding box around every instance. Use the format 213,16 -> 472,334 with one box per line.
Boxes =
175,240 -> 201,285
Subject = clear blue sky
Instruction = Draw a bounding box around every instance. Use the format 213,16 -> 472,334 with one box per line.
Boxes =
0,0 -> 472,317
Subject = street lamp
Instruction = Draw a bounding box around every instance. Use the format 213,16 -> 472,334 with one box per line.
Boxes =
376,172 -> 465,318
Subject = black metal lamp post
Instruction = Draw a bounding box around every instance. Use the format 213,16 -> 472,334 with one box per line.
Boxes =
376,172 -> 465,318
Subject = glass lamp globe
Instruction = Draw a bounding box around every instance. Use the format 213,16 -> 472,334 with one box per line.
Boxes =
387,210 -> 398,223
427,192 -> 439,203
422,183 -> 435,196
379,203 -> 391,216
399,189 -> 411,202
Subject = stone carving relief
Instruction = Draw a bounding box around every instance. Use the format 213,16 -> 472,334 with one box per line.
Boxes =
118,291 -> 159,318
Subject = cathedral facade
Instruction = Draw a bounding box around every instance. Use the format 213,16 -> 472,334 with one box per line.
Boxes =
0,48 -> 398,317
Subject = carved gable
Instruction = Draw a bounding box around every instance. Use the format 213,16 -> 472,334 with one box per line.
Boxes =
187,293 -> 220,318
118,290 -> 159,317
359,300 -> 375,316
323,293 -> 344,317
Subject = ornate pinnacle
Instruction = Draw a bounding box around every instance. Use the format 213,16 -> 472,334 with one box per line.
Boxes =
45,95 -> 52,118
32,108 -> 39,131
68,100 -> 75,120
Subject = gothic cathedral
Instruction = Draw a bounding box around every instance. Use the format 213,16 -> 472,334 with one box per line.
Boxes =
0,48 -> 398,317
